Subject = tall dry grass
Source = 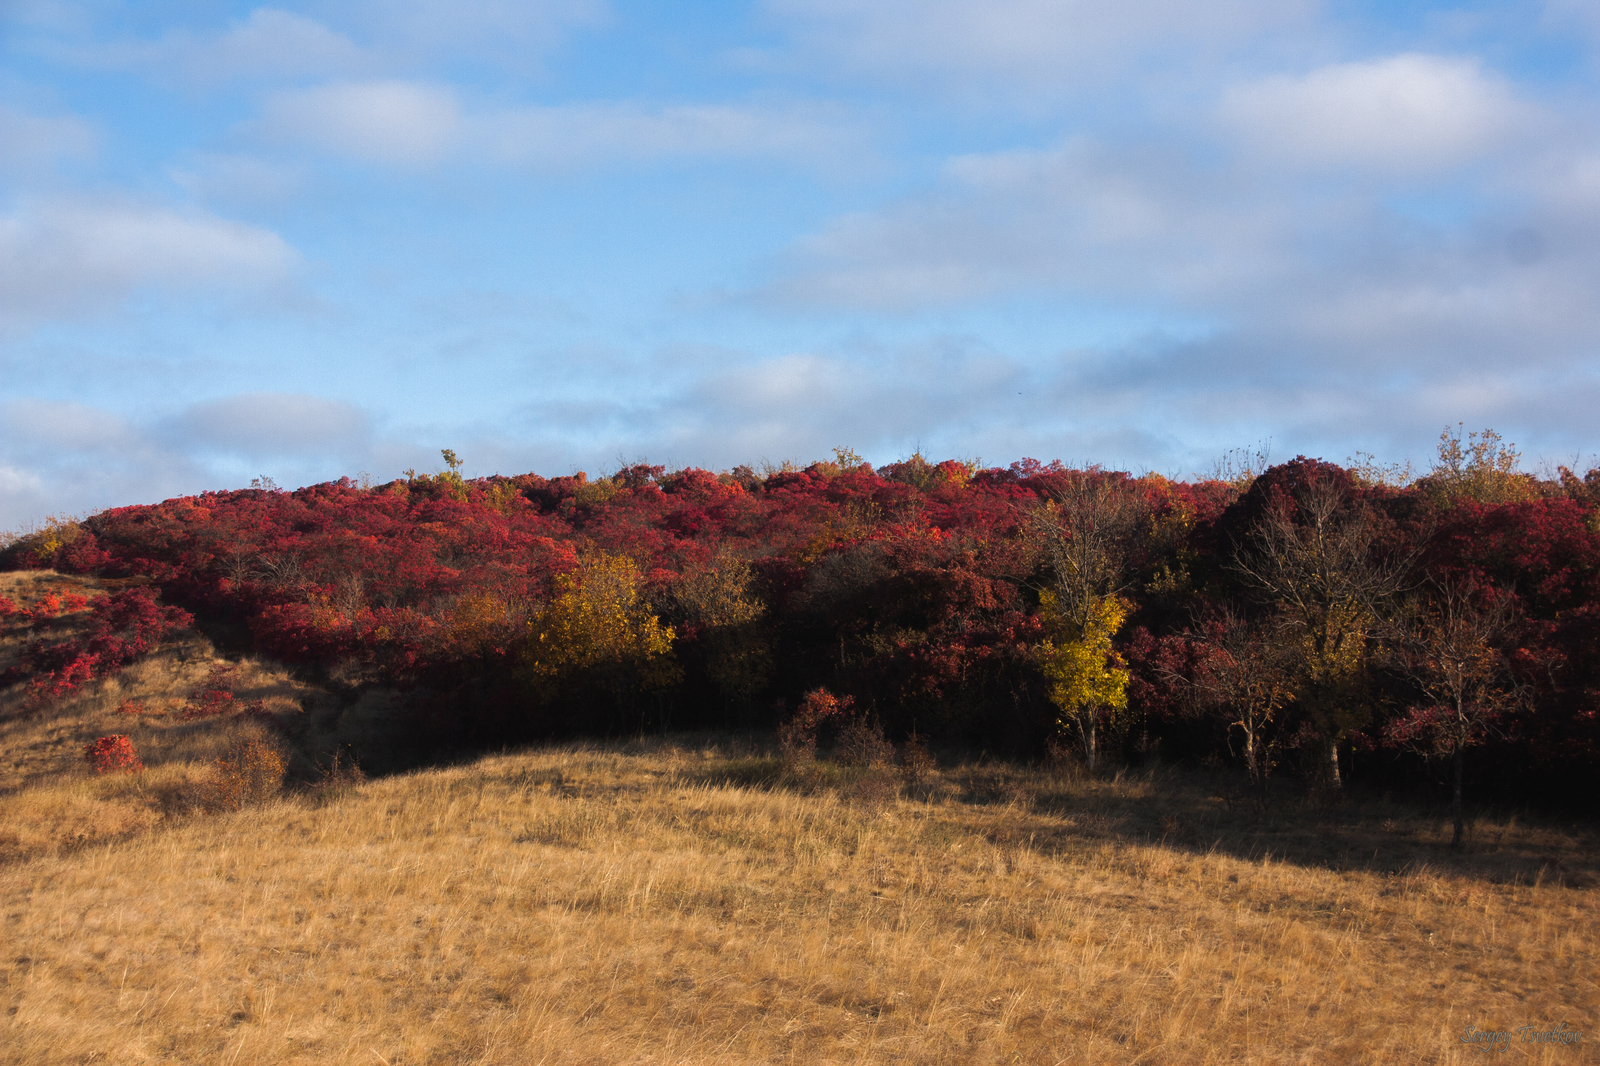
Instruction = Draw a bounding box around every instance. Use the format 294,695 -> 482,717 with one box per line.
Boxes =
2,736 -> 1594,1065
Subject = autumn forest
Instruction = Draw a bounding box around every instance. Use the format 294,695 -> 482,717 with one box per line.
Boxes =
5,430 -> 1599,830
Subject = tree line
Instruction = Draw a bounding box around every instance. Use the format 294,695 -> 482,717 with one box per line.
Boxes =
5,430 -> 1597,828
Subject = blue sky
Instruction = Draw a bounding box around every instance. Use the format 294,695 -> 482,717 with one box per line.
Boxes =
4,0 -> 1600,525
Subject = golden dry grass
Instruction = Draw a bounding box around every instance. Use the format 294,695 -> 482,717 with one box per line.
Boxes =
2,736 -> 1595,1065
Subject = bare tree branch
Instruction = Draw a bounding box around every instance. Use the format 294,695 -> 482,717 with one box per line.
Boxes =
1229,478 -> 1410,789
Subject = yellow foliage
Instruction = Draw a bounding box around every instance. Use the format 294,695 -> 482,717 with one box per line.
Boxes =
5,514 -> 84,560
522,554 -> 677,699
37,516 -> 83,556
484,480 -> 521,515
572,478 -> 618,509
1037,591 -> 1130,726
1427,425 -> 1537,504
796,504 -> 879,563
1346,450 -> 1415,489
1297,601 -> 1367,687
672,553 -> 771,701
198,737 -> 288,812
443,591 -> 518,656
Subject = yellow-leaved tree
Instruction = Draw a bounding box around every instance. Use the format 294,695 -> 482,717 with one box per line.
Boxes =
521,553 -> 679,727
1038,589 -> 1130,773
1029,472 -> 1146,773
1424,425 -> 1537,505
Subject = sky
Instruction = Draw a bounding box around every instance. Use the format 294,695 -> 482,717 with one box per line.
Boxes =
4,0 -> 1600,526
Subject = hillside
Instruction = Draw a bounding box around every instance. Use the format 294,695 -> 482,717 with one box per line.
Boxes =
1,561 -> 1595,1063
4,447 -> 1599,813
3,731 -> 1596,1064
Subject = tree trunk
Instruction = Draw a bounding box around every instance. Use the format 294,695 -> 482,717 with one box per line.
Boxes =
1451,747 -> 1465,850
1080,715 -> 1098,775
1244,728 -> 1267,800
1326,736 -> 1342,791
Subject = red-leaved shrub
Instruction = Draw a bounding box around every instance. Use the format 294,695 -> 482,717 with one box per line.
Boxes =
181,688 -> 235,720
778,687 -> 855,766
85,735 -> 143,774
10,588 -> 192,705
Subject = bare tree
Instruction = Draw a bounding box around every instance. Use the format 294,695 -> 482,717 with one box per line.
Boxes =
256,551 -> 307,589
1030,471 -> 1148,631
1383,580 -> 1525,849
217,546 -> 259,585
1166,607 -> 1297,794
1231,476 -> 1408,789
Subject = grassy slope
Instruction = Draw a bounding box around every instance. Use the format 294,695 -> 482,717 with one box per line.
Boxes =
2,750 -> 1596,1063
0,571 -> 334,863
2,572 -> 1597,1064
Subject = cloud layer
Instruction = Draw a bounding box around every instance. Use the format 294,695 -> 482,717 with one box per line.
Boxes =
0,199 -> 297,325
3,1 -> 1598,527
763,0 -> 1312,92
256,81 -> 868,170
1219,54 -> 1529,174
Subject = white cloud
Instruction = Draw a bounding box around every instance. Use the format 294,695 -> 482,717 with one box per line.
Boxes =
754,120 -> 1600,385
0,393 -> 380,528
259,81 -> 462,164
764,139 -> 1281,310
1541,0 -> 1600,42
0,199 -> 297,324
0,106 -> 95,178
1524,150 -> 1600,218
169,153 -> 307,207
170,393 -> 372,457
510,343 -> 1034,469
188,7 -> 367,80
481,100 -> 868,171
0,464 -> 45,499
761,0 -> 1311,91
697,353 -> 858,410
257,82 -> 869,170
0,398 -> 201,529
1219,54 -> 1528,174
1,399 -> 140,453
35,2 -> 607,85
205,7 -> 367,78
331,0 -> 608,69
53,7 -> 370,84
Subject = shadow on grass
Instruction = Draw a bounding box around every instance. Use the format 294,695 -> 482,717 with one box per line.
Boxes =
666,735 -> 1600,889
959,762 -> 1600,889
308,721 -> 1600,890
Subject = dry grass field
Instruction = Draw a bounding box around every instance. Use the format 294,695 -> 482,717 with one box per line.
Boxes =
2,573 -> 1597,1064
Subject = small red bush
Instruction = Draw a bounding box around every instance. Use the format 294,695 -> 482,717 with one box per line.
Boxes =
181,689 -> 235,720
85,735 -> 144,774
28,652 -> 99,702
778,687 -> 855,765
